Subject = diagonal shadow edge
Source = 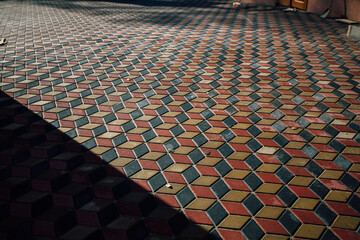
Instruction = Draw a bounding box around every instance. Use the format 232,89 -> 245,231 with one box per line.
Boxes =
0,91 -> 219,240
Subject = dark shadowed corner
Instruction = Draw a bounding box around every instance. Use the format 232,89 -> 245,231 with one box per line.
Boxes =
0,91 -> 217,240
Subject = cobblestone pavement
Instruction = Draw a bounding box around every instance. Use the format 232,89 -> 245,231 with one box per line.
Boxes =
0,0 -> 360,239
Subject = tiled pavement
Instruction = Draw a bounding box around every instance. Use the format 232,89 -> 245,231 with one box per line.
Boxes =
0,0 -> 360,239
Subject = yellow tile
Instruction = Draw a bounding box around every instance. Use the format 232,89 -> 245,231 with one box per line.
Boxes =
257,119 -> 277,125
178,132 -> 199,138
182,119 -> 203,125
149,136 -> 172,144
319,170 -> 344,180
225,170 -> 251,180
256,183 -> 282,194
208,115 -> 228,121
337,132 -> 356,139
256,164 -> 281,173
310,137 -> 331,144
118,141 -> 142,149
186,198 -> 216,210
230,137 -> 251,144
286,158 -> 309,167
289,176 -> 314,187
140,152 -> 165,160
315,152 -> 337,161
261,234 -> 289,240
130,170 -> 158,180
349,164 -> 360,172
343,147 -> 360,155
173,147 -> 195,154
221,191 -> 250,202
292,198 -> 319,210
227,152 -> 251,160
232,123 -> 252,129
325,190 -> 352,202
332,215 -> 360,230
128,127 -> 149,134
192,176 -> 219,186
197,158 -> 222,166
90,146 -> 111,155
285,142 -> 306,149
201,141 -> 224,149
156,183 -> 186,194
257,147 -> 278,155
256,206 -> 284,219
109,158 -> 133,167
165,163 -> 190,173
294,224 -> 325,239
218,215 -> 250,229
98,132 -> 120,139
257,132 -> 278,139
73,136 -> 91,144
205,127 -> 226,134
155,123 -> 177,130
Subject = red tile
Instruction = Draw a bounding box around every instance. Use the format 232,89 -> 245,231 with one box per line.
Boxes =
222,201 -> 250,216
163,172 -> 186,184
224,179 -> 251,191
218,229 -> 246,240
256,193 -> 285,207
333,228 -> 360,240
288,186 -> 318,198
190,185 -> 217,199
291,209 -> 324,225
155,194 -> 180,208
255,218 -> 288,235
327,202 -> 360,217
183,209 -> 213,225
256,173 -> 282,184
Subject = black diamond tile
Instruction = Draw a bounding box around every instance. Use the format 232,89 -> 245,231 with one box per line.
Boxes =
306,161 -> 324,177
124,160 -> 141,177
170,125 -> 184,137
302,144 -> 319,159
243,194 -> 263,215
214,160 -> 232,177
274,149 -> 292,164
247,125 -> 262,138
176,187 -> 195,208
277,186 -> 297,207
309,179 -> 330,199
242,219 -> 264,240
197,121 -> 211,132
211,179 -> 229,199
315,202 -> 337,225
206,202 -> 228,225
148,173 -> 166,192
246,139 -> 262,152
333,155 -> 352,171
220,129 -> 236,142
279,210 -> 301,235
223,117 -> 237,128
320,229 -> 340,240
156,154 -> 174,170
245,155 -> 262,170
244,173 -> 263,191
218,143 -> 234,158
340,173 -> 360,191
328,139 -> 345,152
274,134 -> 289,147
188,149 -> 205,164
182,166 -> 200,184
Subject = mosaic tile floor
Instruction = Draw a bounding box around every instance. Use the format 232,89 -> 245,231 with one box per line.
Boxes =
0,0 -> 360,239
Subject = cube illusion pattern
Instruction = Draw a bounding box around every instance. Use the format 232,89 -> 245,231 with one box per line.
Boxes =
0,0 -> 360,239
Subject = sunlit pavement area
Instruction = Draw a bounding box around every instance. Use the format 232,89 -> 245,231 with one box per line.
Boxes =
0,0 -> 360,239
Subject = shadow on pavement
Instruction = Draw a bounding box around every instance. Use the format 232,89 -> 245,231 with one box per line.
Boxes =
0,91 -> 215,240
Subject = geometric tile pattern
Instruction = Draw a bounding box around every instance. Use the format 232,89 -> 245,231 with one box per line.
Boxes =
0,0 -> 360,239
